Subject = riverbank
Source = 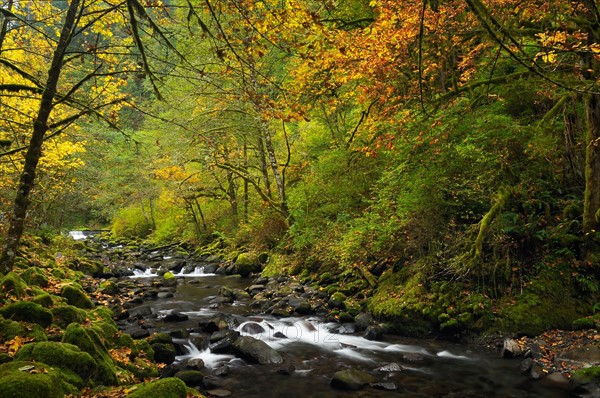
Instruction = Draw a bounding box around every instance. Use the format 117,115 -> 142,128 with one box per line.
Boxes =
0,234 -> 598,397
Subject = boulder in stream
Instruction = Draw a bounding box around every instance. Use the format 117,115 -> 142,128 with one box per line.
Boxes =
330,368 -> 377,390
232,336 -> 283,365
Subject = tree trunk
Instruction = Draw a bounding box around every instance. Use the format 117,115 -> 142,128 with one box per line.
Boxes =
260,120 -> 289,218
583,93 -> 600,233
0,0 -> 81,273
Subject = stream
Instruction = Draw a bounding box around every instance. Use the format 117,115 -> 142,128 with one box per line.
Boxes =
120,270 -> 569,398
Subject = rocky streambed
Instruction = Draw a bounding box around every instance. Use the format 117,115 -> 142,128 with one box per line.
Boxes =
76,239 -> 592,397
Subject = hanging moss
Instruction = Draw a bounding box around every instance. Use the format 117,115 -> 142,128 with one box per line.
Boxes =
0,301 -> 53,328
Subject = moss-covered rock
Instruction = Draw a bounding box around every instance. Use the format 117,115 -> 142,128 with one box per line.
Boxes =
498,269 -> 586,336
234,252 -> 261,277
51,305 -> 87,329
20,267 -> 49,288
0,361 -> 77,398
0,301 -> 53,328
62,323 -> 117,385
61,285 -> 94,309
97,280 -> 118,295
32,293 -> 54,308
14,341 -> 96,384
163,272 -> 176,280
0,272 -> 27,299
127,377 -> 187,398
0,317 -> 47,342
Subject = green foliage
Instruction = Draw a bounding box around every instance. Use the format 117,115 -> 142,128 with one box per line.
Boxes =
111,205 -> 153,240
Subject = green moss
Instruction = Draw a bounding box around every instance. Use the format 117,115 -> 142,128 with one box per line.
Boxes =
0,361 -> 76,398
0,318 -> 47,342
14,341 -> 96,384
234,252 -> 261,277
498,269 -> 585,335
97,280 -> 118,295
32,293 -> 54,308
127,377 -> 187,398
62,323 -> 117,385
0,301 -> 53,328
0,272 -> 27,299
51,305 -> 87,329
61,285 -> 94,309
571,366 -> 600,384
163,272 -> 176,280
20,267 -> 49,288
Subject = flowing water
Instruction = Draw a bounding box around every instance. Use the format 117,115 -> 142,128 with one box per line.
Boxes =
125,272 -> 571,398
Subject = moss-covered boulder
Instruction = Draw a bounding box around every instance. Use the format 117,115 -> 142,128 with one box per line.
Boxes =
97,280 -> 118,295
51,305 -> 87,329
498,269 -> 586,335
0,272 -> 27,299
570,366 -> 600,397
62,323 -> 117,385
0,361 -> 77,398
0,317 -> 47,342
127,377 -> 187,398
61,285 -> 94,309
234,252 -> 261,277
0,301 -> 53,328
14,342 -> 96,385
32,293 -> 54,308
20,267 -> 49,288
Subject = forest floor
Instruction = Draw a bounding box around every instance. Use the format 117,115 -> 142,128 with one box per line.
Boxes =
516,329 -> 600,376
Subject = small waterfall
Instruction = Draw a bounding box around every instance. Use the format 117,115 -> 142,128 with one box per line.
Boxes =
130,269 -> 158,278
69,231 -> 87,240
177,341 -> 235,368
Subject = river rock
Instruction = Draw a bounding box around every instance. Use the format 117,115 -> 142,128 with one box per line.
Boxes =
247,284 -> 265,295
185,358 -> 205,370
376,362 -> 403,373
163,311 -> 189,323
501,338 -> 524,358
541,372 -> 569,389
570,367 -> 600,398
555,345 -> 600,368
355,312 -> 374,331
206,389 -> 232,397
209,330 -> 240,353
232,336 -> 283,364
210,296 -> 234,305
174,370 -> 205,387
364,325 -> 385,341
370,382 -> 397,390
152,343 -> 177,364
288,297 -> 312,315
241,322 -> 266,335
330,369 -> 377,390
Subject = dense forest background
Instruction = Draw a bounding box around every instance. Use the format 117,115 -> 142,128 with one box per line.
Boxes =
1,0 -> 600,335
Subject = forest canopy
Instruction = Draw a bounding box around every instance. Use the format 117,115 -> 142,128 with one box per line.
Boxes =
0,0 -> 599,333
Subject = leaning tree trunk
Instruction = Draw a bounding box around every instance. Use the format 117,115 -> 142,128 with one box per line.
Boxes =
0,0 -> 81,274
583,93 -> 600,234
